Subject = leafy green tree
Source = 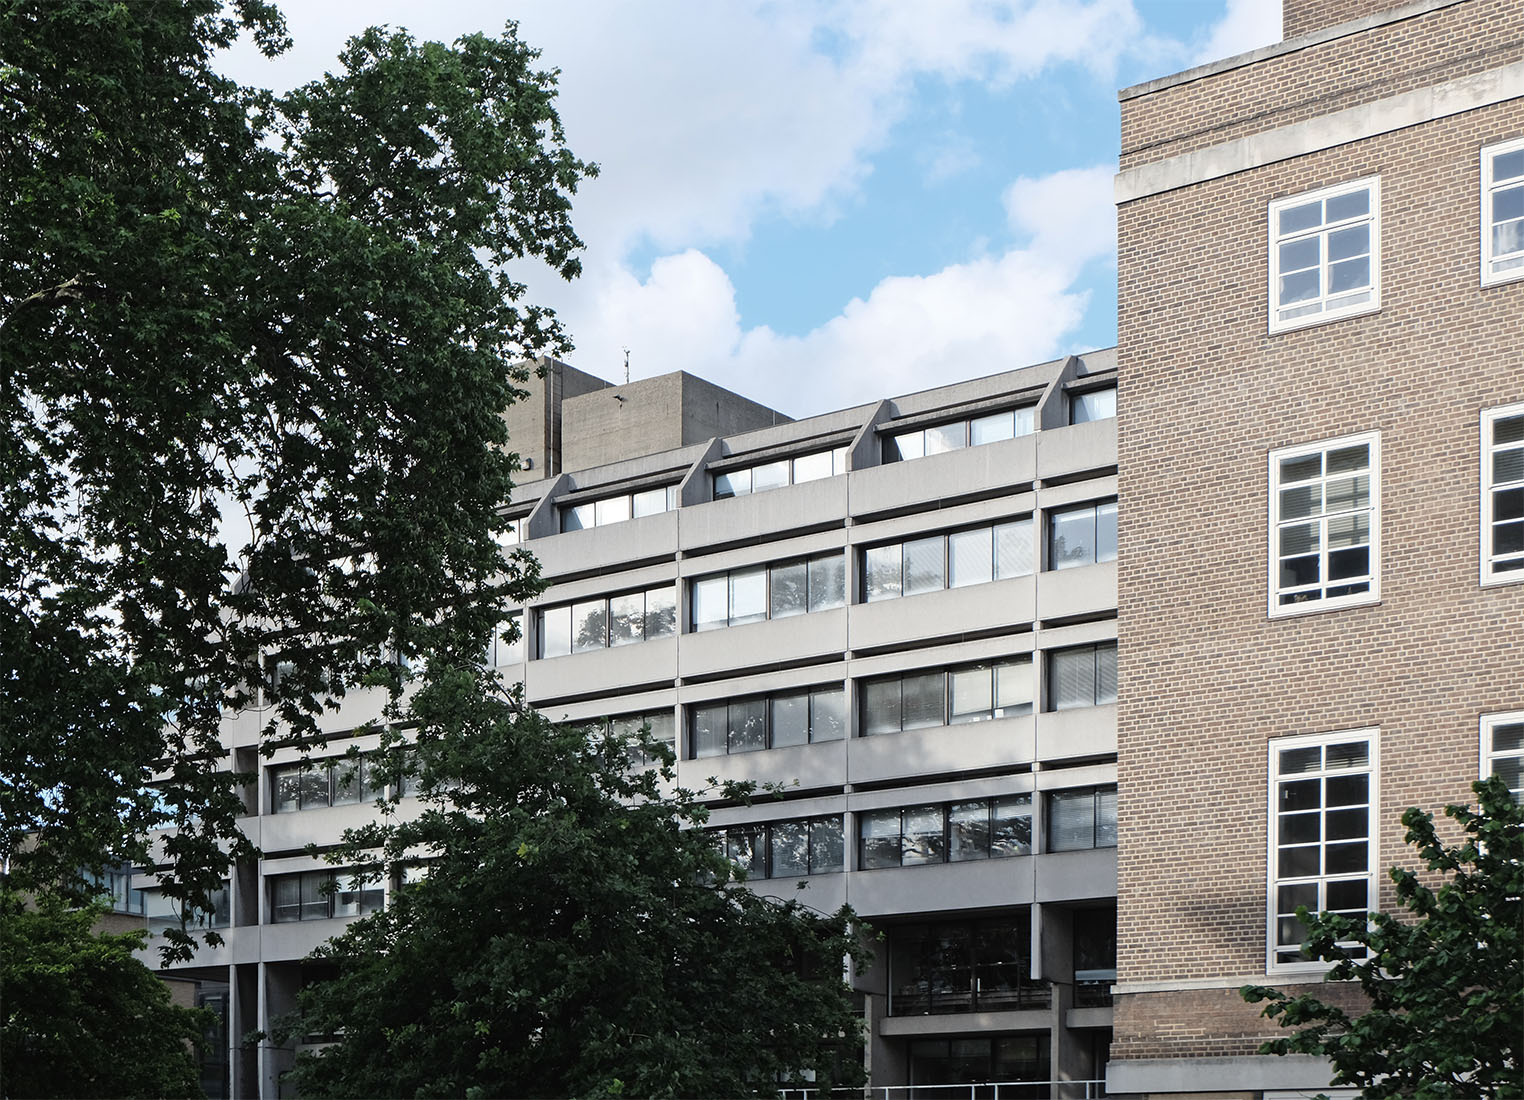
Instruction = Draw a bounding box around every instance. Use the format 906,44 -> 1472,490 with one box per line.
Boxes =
0,890 -> 211,1098
1242,777 -> 1524,1099
1,0 -> 589,957
276,671 -> 869,1099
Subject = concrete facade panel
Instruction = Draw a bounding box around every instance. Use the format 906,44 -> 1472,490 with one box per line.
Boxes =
849,436 -> 1038,520
848,719 -> 1037,787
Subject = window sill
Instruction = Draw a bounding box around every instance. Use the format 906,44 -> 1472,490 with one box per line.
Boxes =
1481,570 -> 1524,588
1480,265 -> 1524,289
1268,593 -> 1380,620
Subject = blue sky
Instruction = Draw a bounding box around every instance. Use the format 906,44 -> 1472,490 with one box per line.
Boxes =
219,1 -> 1282,416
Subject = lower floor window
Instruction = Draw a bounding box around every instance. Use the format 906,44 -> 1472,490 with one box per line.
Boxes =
717,816 -> 844,878
270,869 -> 382,923
1270,730 -> 1375,968
907,1034 -> 1050,1089
1483,711 -> 1524,799
1045,787 -> 1117,852
858,796 -> 1031,869
888,914 -> 1048,1017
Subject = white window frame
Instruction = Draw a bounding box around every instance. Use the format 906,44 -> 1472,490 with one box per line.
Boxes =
1481,136 -> 1524,287
1266,728 -> 1379,975
1268,430 -> 1381,618
1268,176 -> 1381,334
1481,402 -> 1524,586
1481,710 -> 1524,799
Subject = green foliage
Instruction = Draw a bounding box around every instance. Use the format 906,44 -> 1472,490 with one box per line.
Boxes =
1242,777 -> 1524,1099
1,0 -> 590,958
275,670 -> 869,1099
0,890 -> 211,1098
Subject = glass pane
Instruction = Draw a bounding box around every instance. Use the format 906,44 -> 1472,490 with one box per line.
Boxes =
770,821 -> 809,877
1279,199 -> 1323,235
810,688 -> 846,742
690,704 -> 728,758
924,422 -> 965,455
729,566 -> 767,626
332,758 -> 366,805
901,806 -> 946,865
298,765 -> 330,810
273,766 -> 302,813
1496,149 -> 1524,182
1278,845 -> 1320,878
1070,387 -> 1116,424
1492,722 -> 1524,754
770,693 -> 810,748
538,606 -> 571,658
770,561 -> 808,619
1049,647 -> 1096,710
594,495 -> 630,527
1325,841 -> 1367,874
864,544 -> 902,601
1048,790 -> 1094,851
1278,268 -> 1320,306
1095,788 -> 1117,846
571,600 -> 608,653
692,575 -> 728,632
969,410 -> 1014,445
1327,223 -> 1369,262
1325,743 -> 1369,771
728,698 -> 767,753
1013,406 -> 1036,436
901,671 -> 945,729
1495,414 -> 1524,447
832,446 -> 849,475
1327,444 -> 1369,474
1280,453 -> 1323,483
301,873 -> 329,920
991,795 -> 1032,856
1279,236 -> 1320,273
1096,502 -> 1118,563
561,503 -> 593,532
994,659 -> 1033,717
1326,773 -> 1369,807
1095,645 -> 1117,705
1328,256 -> 1369,294
752,460 -> 790,493
726,826 -> 764,877
1325,878 -> 1368,913
631,487 -> 668,517
713,469 -> 749,499
1048,507 -> 1096,569
1325,187 -> 1369,222
1327,513 -> 1370,548
859,809 -> 903,869
862,678 -> 901,735
791,450 -> 833,484
903,536 -> 945,595
994,519 -> 1034,578
810,818 -> 844,873
645,712 -> 676,754
948,666 -> 993,724
886,430 -> 923,462
272,878 -> 301,922
608,592 -> 644,647
808,553 -> 846,611
948,528 -> 993,588
948,802 -> 991,861
644,586 -> 676,639
1495,448 -> 1524,485
1280,484 -> 1322,521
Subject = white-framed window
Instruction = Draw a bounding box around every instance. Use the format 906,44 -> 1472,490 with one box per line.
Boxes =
1268,177 -> 1379,333
1481,136 -> 1524,287
1267,729 -> 1377,972
1482,403 -> 1524,584
1268,431 -> 1380,616
1481,711 -> 1524,800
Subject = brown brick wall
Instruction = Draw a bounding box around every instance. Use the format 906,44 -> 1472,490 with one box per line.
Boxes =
1113,68 -> 1524,1066
1111,983 -> 1369,1061
1284,0 -> 1411,41
1119,0 -> 1522,169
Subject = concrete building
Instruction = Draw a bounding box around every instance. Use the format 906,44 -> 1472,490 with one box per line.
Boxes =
1110,0 -> 1523,1095
151,350 -> 1121,1097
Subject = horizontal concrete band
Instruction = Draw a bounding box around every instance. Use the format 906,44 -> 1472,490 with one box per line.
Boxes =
1108,1055 -> 1334,1094
1116,60 -> 1524,203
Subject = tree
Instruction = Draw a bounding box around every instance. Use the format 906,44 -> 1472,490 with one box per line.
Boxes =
0,890 -> 212,1098
1,0 -> 590,957
1241,777 -> 1524,1099
274,670 -> 869,1099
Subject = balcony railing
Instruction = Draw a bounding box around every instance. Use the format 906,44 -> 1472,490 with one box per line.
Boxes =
779,1081 -> 1107,1100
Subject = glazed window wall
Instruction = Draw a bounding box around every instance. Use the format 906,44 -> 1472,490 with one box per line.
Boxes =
712,446 -> 848,500
560,484 -> 679,532
860,659 -> 1032,736
536,585 -> 677,658
888,914 -> 1048,1015
882,406 -> 1036,463
270,869 -> 383,923
271,754 -> 383,813
863,519 -> 1033,602
1045,786 -> 1117,852
691,553 -> 845,630
689,686 -> 846,758
717,816 -> 844,878
576,711 -> 677,769
857,796 -> 1032,869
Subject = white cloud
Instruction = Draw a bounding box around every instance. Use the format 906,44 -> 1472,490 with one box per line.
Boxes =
553,163 -> 1117,415
1195,0 -> 1282,66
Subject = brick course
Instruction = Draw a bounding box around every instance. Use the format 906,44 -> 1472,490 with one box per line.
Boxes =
1113,5 -> 1523,1068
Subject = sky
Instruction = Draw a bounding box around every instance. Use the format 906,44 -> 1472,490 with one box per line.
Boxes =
218,0 -> 1282,418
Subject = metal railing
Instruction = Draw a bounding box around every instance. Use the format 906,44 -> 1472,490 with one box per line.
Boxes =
779,1080 -> 1107,1100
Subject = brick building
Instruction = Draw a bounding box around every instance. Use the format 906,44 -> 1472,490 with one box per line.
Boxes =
1110,0 -> 1523,1095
